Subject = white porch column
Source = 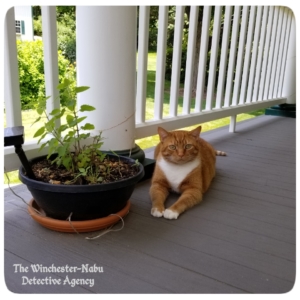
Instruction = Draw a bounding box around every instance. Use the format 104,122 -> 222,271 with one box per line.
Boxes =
76,6 -> 137,151
4,7 -> 22,127
41,6 -> 60,120
282,9 -> 296,104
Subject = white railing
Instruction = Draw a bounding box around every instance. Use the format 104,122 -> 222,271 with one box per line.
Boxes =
4,6 -> 295,171
135,6 -> 294,138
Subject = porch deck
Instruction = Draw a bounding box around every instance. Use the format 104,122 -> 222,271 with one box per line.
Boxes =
4,115 -> 296,294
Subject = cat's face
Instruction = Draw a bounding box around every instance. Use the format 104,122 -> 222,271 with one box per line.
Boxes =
157,126 -> 201,165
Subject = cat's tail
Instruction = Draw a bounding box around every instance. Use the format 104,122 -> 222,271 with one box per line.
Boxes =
215,150 -> 227,156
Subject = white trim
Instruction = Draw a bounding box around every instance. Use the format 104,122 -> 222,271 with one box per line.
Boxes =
41,6 -> 60,124
136,6 -> 150,124
135,98 -> 285,139
154,6 -> 168,121
183,6 -> 199,114
194,6 -> 211,112
169,6 -> 185,117
206,6 -> 222,111
216,6 -> 232,109
4,7 -> 22,127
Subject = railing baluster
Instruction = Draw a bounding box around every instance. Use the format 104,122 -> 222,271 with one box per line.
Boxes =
232,6 -> 249,106
268,7 -> 283,99
224,6 -> 241,107
4,7 -> 22,127
273,7 -> 288,98
41,6 -> 60,125
136,6 -> 150,124
258,6 -> 274,101
246,6 -> 263,103
206,6 -> 222,111
194,6 -> 211,112
265,7 -> 282,99
240,6 -> 256,105
252,6 -> 269,102
216,6 -> 232,109
169,6 -> 185,117
154,6 -> 168,121
183,6 -> 199,115
278,9 -> 293,97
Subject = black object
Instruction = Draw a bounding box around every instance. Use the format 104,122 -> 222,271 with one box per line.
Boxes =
265,104 -> 296,118
19,154 -> 145,221
4,126 -> 36,179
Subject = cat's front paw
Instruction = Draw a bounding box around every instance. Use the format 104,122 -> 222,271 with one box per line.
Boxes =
151,207 -> 164,218
163,209 -> 179,220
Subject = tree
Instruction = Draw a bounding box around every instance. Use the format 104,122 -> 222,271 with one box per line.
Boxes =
185,6 -> 204,91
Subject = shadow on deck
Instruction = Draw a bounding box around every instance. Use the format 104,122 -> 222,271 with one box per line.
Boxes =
4,115 -> 296,294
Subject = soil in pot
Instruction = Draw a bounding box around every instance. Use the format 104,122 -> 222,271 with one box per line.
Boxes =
19,154 -> 144,221
31,156 -> 140,185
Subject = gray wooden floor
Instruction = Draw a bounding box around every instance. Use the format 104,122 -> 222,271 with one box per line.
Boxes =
4,115 -> 296,294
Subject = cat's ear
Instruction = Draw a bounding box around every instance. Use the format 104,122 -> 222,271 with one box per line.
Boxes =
190,126 -> 202,139
158,127 -> 169,142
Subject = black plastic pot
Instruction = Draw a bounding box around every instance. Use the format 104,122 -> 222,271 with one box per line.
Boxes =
19,154 -> 144,221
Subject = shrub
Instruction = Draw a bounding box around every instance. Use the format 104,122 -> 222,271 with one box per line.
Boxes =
17,40 -> 76,109
165,46 -> 187,83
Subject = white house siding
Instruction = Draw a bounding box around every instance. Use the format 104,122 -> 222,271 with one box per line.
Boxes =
14,6 -> 34,41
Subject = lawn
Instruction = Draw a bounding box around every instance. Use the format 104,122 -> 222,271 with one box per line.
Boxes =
4,52 -> 264,184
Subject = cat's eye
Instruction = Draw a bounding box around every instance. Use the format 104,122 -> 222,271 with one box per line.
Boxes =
185,144 -> 193,149
168,145 -> 176,150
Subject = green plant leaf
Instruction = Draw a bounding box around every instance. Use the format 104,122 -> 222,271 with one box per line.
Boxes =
75,86 -> 90,93
66,114 -> 74,125
39,142 -> 48,152
33,127 -> 45,138
31,116 -> 41,127
81,123 -> 95,130
62,156 -> 72,170
57,145 -> 68,156
38,132 -> 48,144
76,116 -> 87,124
79,104 -> 95,112
57,78 -> 71,90
78,133 -> 90,140
58,124 -> 68,133
49,108 -> 61,116
36,107 -> 44,115
66,100 -> 76,110
45,119 -> 55,132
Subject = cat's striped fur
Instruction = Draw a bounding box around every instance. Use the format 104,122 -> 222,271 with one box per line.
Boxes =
150,126 -> 226,219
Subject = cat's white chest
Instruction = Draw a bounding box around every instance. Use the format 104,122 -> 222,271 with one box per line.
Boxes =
157,157 -> 200,193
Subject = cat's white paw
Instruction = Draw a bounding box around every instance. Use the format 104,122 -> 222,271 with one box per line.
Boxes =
151,208 -> 164,218
163,209 -> 179,220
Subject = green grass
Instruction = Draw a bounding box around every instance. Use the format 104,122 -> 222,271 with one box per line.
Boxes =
4,52 -> 264,184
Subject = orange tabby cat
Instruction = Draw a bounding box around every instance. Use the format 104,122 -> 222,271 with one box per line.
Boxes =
150,126 -> 226,219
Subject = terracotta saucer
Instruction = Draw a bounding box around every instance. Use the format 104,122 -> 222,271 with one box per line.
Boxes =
27,199 -> 130,233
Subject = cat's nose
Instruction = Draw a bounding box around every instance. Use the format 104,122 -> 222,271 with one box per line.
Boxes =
178,152 -> 184,157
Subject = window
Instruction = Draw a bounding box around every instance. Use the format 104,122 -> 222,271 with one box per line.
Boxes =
15,20 -> 25,34
15,20 -> 21,33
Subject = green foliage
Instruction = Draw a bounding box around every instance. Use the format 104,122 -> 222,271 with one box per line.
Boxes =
33,15 -> 42,36
32,6 -> 76,63
165,46 -> 187,83
17,40 -> 45,109
16,40 -> 76,109
33,77 -> 107,183
56,11 -> 76,63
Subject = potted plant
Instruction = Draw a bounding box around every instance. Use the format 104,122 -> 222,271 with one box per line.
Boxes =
18,78 -> 144,231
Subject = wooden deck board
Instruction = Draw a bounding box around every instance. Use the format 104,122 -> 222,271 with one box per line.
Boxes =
4,115 -> 296,294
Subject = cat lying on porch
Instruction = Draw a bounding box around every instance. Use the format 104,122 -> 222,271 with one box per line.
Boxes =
150,126 -> 226,219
